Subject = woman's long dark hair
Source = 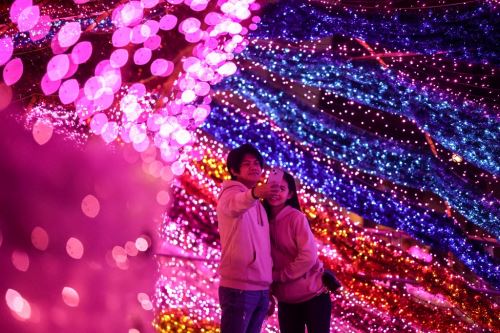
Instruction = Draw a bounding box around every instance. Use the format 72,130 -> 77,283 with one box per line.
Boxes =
264,171 -> 302,219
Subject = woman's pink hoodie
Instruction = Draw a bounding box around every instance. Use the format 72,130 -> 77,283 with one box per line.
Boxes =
217,180 -> 273,290
270,205 -> 325,303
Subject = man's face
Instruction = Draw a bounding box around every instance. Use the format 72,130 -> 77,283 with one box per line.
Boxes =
232,154 -> 262,186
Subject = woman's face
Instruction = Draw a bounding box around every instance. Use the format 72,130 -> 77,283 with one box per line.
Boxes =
267,179 -> 292,207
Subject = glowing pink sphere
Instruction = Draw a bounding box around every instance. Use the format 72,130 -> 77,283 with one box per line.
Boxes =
9,0 -> 32,23
133,48 -> 152,65
150,59 -> 174,77
47,54 -> 70,81
58,22 -> 82,48
159,14 -> 178,31
110,49 -> 129,68
0,37 -> 14,66
71,41 -> 93,64
29,14 -> 52,42
59,79 -> 80,104
3,58 -> 24,86
112,27 -> 132,47
17,5 -> 40,32
144,35 -> 161,50
41,73 -> 61,95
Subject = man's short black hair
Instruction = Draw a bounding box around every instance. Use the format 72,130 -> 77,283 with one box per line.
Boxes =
226,143 -> 264,180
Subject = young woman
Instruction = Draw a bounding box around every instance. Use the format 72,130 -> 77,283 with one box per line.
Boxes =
264,171 -> 331,333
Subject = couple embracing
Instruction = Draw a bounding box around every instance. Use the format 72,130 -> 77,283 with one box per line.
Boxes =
217,144 -> 338,333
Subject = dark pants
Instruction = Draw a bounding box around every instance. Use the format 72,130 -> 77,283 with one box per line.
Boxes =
277,292 -> 332,333
219,286 -> 270,333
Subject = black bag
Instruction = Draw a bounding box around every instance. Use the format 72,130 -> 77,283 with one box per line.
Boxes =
322,269 -> 341,293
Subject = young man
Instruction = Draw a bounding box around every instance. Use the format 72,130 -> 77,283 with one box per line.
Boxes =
217,143 -> 279,333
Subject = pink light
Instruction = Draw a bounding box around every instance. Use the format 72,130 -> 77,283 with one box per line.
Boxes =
66,237 -> 84,259
63,60 -> 79,79
128,83 -> 146,97
133,47 -> 152,65
113,2 -> 143,28
227,22 -> 242,35
129,124 -> 147,144
133,137 -> 150,152
179,17 -> 201,34
121,96 -> 143,122
160,146 -> 179,162
166,0 -> 183,4
29,15 -> 52,41
188,0 -> 209,11
0,83 -> 13,111
135,236 -> 150,252
47,54 -> 70,81
141,0 -> 159,8
57,22 -> 82,48
9,0 -> 32,23
150,58 -> 174,77
159,14 -> 178,31
146,114 -> 163,131
170,160 -> 185,175
94,90 -> 115,112
112,27 -> 132,47
197,67 -> 215,81
32,119 -> 53,145
75,92 -> 96,120
182,57 -> 201,73
206,51 -> 226,66
3,58 -> 23,86
144,35 -> 161,50
217,61 -> 237,76
17,5 -> 40,32
0,37 -> 14,66
125,241 -> 139,256
31,226 -> 49,251
179,76 -> 195,90
110,49 -> 129,68
185,30 -> 203,43
62,287 -> 80,307
181,90 -> 196,103
173,128 -> 191,145
71,41 -> 93,64
81,194 -> 100,218
193,106 -> 209,122
84,76 -> 105,100
156,190 -> 170,205
112,246 -> 128,265
204,12 -> 223,25
144,20 -> 160,35
12,251 -> 30,272
90,113 -> 108,134
50,36 -> 69,55
194,81 -> 210,96
96,66 -> 122,93
5,289 -> 31,321
59,79 -> 80,104
101,121 -> 119,143
131,24 -> 150,44
41,73 -> 61,95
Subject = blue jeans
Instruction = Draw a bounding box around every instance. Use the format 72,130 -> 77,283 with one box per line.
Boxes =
219,286 -> 270,333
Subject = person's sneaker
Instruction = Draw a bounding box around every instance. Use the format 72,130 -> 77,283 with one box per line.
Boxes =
322,269 -> 341,293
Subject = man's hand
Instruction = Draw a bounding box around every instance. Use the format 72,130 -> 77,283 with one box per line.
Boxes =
253,183 -> 280,200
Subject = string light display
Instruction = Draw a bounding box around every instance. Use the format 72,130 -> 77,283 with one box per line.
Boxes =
153,138 -> 498,332
215,73 -> 499,238
1,0 -> 498,332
